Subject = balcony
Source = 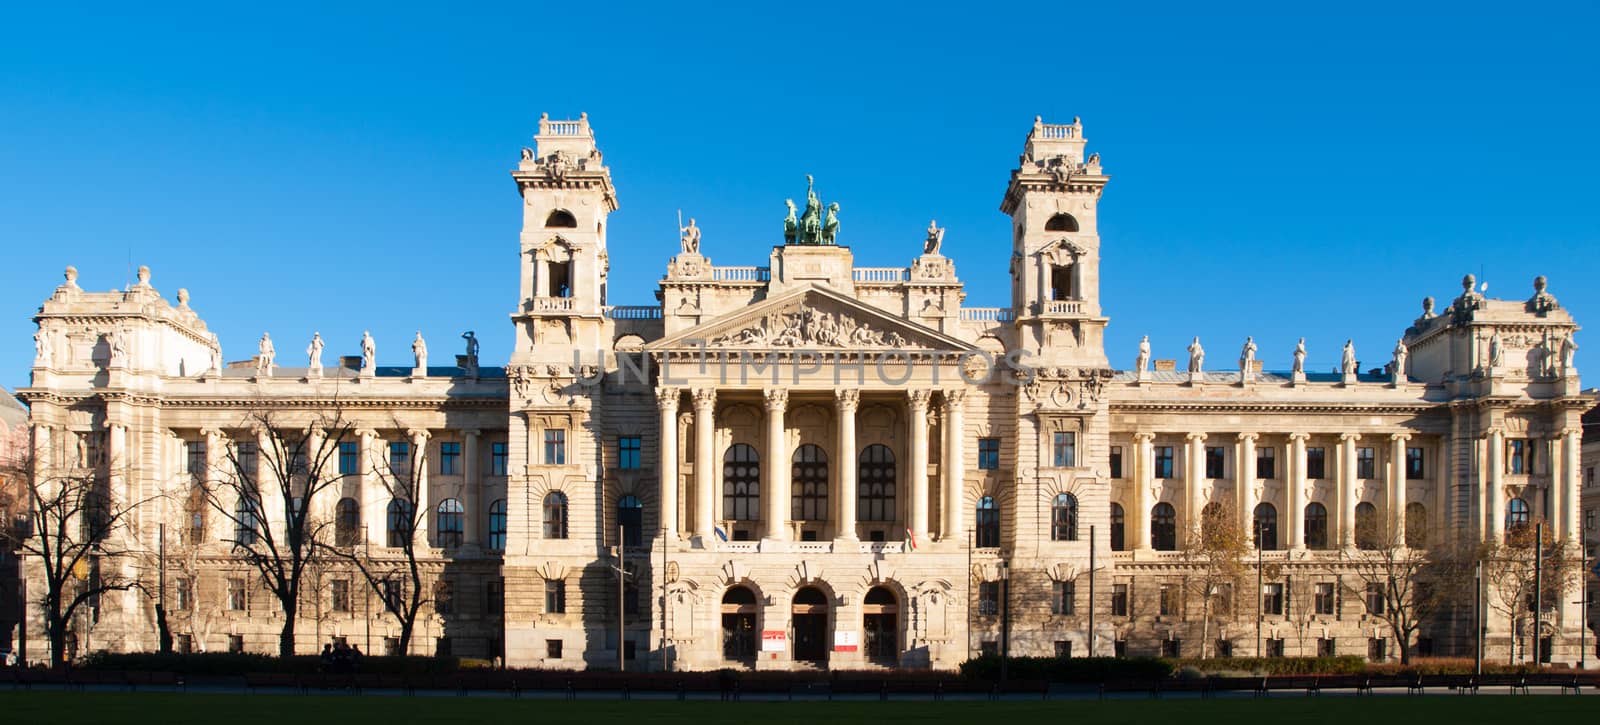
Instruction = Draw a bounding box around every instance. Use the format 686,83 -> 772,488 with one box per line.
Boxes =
526,297 -> 574,313
1039,299 -> 1084,316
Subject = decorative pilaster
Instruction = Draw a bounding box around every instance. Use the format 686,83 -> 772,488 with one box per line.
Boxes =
1236,433 -> 1257,546
908,390 -> 932,544
357,429 -> 379,546
1338,433 -> 1360,548
1389,433 -> 1410,545
1185,432 -> 1207,538
463,429 -> 482,548
409,429 -> 431,548
836,389 -> 861,542
1486,428 -> 1504,545
941,389 -> 967,542
656,388 -> 680,539
692,388 -> 717,542
1562,428 -> 1581,540
1288,433 -> 1308,550
764,389 -> 790,541
1133,432 -> 1154,551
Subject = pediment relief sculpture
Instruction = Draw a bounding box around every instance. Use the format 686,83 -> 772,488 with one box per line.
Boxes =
709,305 -> 911,349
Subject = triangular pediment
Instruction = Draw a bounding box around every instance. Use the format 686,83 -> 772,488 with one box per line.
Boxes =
646,285 -> 976,353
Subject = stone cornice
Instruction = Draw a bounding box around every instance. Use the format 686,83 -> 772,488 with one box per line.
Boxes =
1110,400 -> 1436,415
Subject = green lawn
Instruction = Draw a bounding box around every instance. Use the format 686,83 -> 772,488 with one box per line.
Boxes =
1,692 -> 1596,724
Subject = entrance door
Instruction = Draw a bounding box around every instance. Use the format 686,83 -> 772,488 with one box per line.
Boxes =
792,586 -> 829,664
721,586 -> 758,663
862,586 -> 898,665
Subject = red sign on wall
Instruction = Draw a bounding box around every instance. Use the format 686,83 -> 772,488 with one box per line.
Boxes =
761,630 -> 786,652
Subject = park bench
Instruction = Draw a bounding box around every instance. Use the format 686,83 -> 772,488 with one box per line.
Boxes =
1098,678 -> 1159,699
243,672 -> 298,693
934,679 -> 994,700
123,670 -> 182,691
353,672 -> 413,695
995,678 -> 1049,700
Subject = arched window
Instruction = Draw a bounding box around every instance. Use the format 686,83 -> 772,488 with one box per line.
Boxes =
618,494 -> 643,547
1109,502 -> 1125,551
859,444 -> 896,522
1304,502 -> 1329,549
1045,213 -> 1080,232
1506,497 -> 1531,534
1354,502 -> 1379,550
234,496 -> 259,547
975,496 -> 1001,548
386,499 -> 413,548
335,497 -> 360,547
1151,502 -> 1176,551
723,444 -> 760,522
1051,493 -> 1078,542
1405,502 -> 1427,548
791,444 -> 828,521
543,491 -> 568,539
863,586 -> 898,664
1253,503 -> 1279,551
487,499 -> 507,550
544,209 -> 577,228
721,586 -> 758,661
436,499 -> 464,547
792,587 -> 830,664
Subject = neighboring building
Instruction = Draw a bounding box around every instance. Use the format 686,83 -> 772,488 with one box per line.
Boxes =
0,387 -> 28,658
1581,404 -> 1600,654
15,114 -> 1593,669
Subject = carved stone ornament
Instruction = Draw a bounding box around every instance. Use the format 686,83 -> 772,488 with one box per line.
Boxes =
708,306 -> 910,349
539,149 -> 574,180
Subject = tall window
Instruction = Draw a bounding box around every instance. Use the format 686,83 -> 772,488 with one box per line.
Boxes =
1257,446 -> 1276,479
1304,502 -> 1329,549
331,579 -> 351,613
1052,432 -> 1076,468
386,499 -> 413,547
185,440 -> 207,480
618,495 -> 643,547
1205,446 -> 1225,479
1159,583 -> 1179,616
975,496 -> 1000,548
490,441 -> 509,476
1306,447 -> 1327,479
859,444 -> 896,522
1253,503 -> 1279,551
544,430 -> 566,465
1506,497 -> 1531,533
545,578 -> 566,614
186,485 -> 206,544
436,499 -> 464,547
1051,493 -> 1078,542
791,444 -> 828,521
338,441 -> 359,475
234,496 -> 259,547
1109,503 -> 1125,551
388,441 -> 410,475
439,442 -> 461,475
1354,502 -> 1379,549
236,441 -> 258,480
1315,582 -> 1335,615
227,578 -> 247,611
1111,584 -> 1129,616
1151,502 -> 1177,551
977,438 -> 1000,470
1052,581 -> 1076,615
488,499 -> 507,550
618,436 -> 641,470
978,581 -> 1001,615
1356,447 -> 1375,479
1508,439 -> 1532,475
722,444 -> 760,522
335,497 -> 359,547
1262,582 -> 1284,615
1405,502 -> 1427,548
1110,445 -> 1123,479
543,492 -> 568,539
1365,583 -> 1385,615
1406,447 -> 1425,479
1154,446 -> 1174,479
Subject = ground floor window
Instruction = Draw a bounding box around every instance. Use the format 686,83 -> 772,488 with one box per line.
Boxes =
863,586 -> 899,664
1160,639 -> 1181,658
721,586 -> 758,661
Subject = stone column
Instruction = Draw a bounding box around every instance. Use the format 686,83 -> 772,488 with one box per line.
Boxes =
1486,428 -> 1504,545
1133,432 -> 1154,551
941,389 -> 967,542
1562,428 -> 1581,541
358,429 -> 379,546
764,389 -> 790,541
1338,433 -> 1359,548
464,429 -> 482,548
692,388 -> 717,541
908,390 -> 931,543
202,428 -> 222,542
107,422 -> 127,508
256,427 -> 281,542
837,389 -> 861,542
1288,433 -> 1308,550
1237,433 -> 1257,546
1185,432 -> 1206,538
410,429 -> 431,548
656,388 -> 680,539
1390,433 -> 1409,545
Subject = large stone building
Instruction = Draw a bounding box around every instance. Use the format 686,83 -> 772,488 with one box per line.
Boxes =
16,114 -> 1595,669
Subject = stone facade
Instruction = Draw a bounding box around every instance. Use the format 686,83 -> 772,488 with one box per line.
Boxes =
14,114 -> 1595,669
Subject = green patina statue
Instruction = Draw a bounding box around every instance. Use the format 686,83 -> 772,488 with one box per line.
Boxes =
784,175 -> 838,245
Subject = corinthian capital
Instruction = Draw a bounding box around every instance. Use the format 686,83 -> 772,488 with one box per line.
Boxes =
691,387 -> 717,410
655,387 -> 681,411
764,388 -> 789,412
942,388 -> 967,410
907,389 -> 932,411
835,389 -> 860,412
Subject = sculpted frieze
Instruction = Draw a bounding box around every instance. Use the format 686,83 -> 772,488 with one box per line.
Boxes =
709,305 -> 910,349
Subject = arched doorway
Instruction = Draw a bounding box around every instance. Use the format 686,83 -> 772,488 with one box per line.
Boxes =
721,586 -> 758,663
792,586 -> 829,664
863,586 -> 898,665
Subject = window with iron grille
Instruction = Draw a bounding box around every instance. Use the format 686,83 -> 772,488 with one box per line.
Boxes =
978,581 -> 1000,615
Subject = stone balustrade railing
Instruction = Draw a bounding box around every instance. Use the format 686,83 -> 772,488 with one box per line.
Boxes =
852,267 -> 910,283
605,306 -> 662,320
1039,123 -> 1078,140
711,266 -> 771,282
1042,300 -> 1084,315
960,307 -> 1015,322
528,297 -> 575,312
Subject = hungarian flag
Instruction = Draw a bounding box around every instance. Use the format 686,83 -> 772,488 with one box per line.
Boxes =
714,526 -> 729,542
905,528 -> 917,551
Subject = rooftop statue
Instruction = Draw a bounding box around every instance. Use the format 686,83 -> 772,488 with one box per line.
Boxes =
680,217 -> 701,255
924,219 -> 944,255
787,175 -> 839,245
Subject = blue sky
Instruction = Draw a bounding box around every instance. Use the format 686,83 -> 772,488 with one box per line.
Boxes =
2,2 -> 1597,389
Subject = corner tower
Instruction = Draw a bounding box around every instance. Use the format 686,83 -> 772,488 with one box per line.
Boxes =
1000,116 -> 1109,369
511,113 -> 618,366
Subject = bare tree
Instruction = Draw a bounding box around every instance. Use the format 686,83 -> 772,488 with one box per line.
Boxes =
318,428 -> 431,655
203,407 -> 353,658
1180,501 -> 1250,658
1339,516 -> 1467,664
1482,522 -> 1578,664
8,432 -> 152,668
158,487 -> 225,653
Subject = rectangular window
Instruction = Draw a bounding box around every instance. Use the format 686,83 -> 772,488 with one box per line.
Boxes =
1114,639 -> 1127,658
1111,584 -> 1129,616
434,580 -> 454,615
236,441 -> 258,478
980,640 -> 999,657
227,577 -> 246,611
384,638 -> 401,656
544,429 -> 566,465
487,578 -> 505,617
1306,447 -> 1326,479
1266,638 -> 1285,658
1215,639 -> 1233,658
228,635 -> 244,654
978,438 -> 1000,470
1109,445 -> 1123,479
1052,432 -> 1076,468
545,579 -> 566,614
1315,582 -> 1335,615
1508,439 -> 1530,475
1053,581 -> 1076,616
1257,446 -> 1276,479
1406,447 -> 1425,479
1368,638 -> 1387,661
436,637 -> 452,658
389,441 -> 410,474
185,440 -> 206,478
383,577 -> 404,612
1054,641 -> 1072,658
491,441 -> 509,476
439,442 -> 461,475
1586,509 -> 1595,531
1356,447 -> 1375,479
175,577 -> 193,611
331,579 -> 351,613
1155,446 -> 1175,479
1161,639 -> 1181,658
1205,446 -> 1225,479
546,639 -> 563,659
618,436 -> 641,470
338,441 -> 359,475
978,581 -> 1001,615
1365,583 -> 1385,615
1159,583 -> 1178,616
176,634 -> 193,655
1263,583 -> 1284,616
1318,638 -> 1336,657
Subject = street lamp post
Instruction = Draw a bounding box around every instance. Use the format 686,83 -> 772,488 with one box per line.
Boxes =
1256,518 -> 1263,657
999,557 -> 1010,682
363,524 -> 371,654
